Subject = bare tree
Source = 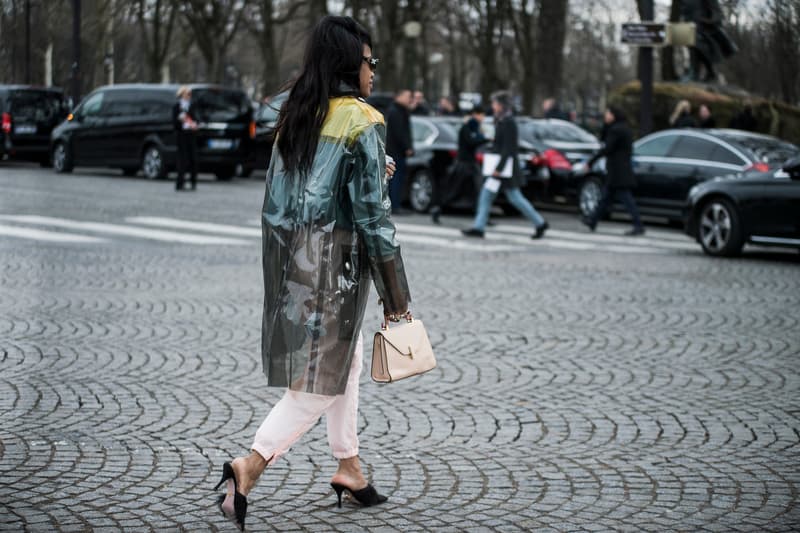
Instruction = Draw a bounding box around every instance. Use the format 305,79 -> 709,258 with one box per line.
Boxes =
534,0 -> 569,106
508,0 -> 536,113
133,0 -> 179,82
181,0 -> 251,83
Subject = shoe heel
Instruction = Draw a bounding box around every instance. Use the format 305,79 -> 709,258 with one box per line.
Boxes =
330,483 -> 345,508
214,462 -> 234,491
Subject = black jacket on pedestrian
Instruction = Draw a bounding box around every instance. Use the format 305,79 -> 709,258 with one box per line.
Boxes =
385,102 -> 412,159
588,118 -> 635,189
492,114 -> 523,188
173,100 -> 198,132
672,113 -> 697,128
457,117 -> 486,162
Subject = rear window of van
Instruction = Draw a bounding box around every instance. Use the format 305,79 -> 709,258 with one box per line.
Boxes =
193,89 -> 251,122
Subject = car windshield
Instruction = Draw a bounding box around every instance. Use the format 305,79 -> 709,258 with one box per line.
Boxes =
718,133 -> 800,165
520,120 -> 598,143
192,89 -> 250,122
9,90 -> 65,122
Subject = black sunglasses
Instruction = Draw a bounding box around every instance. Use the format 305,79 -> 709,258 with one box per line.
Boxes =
362,56 -> 379,71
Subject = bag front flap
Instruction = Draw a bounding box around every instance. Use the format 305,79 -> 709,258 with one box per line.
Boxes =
376,320 -> 431,357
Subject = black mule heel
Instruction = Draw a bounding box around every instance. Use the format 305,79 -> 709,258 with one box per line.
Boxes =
215,462 -> 248,531
330,482 -> 388,508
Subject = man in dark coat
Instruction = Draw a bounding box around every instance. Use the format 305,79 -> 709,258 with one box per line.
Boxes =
384,89 -> 414,212
431,105 -> 487,224
462,91 -> 548,239
173,86 -> 199,191
580,106 -> 644,236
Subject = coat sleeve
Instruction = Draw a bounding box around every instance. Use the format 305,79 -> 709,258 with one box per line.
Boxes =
348,124 -> 411,315
588,124 -> 624,167
495,118 -> 515,173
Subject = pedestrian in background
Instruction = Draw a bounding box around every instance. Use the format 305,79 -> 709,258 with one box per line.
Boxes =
579,106 -> 645,236
670,99 -> 697,128
214,16 -> 410,530
173,86 -> 198,191
462,91 -> 548,239
411,90 -> 431,115
542,97 -> 569,120
431,104 -> 487,224
729,103 -> 756,131
385,89 -> 414,213
437,96 -> 457,116
698,104 -> 716,128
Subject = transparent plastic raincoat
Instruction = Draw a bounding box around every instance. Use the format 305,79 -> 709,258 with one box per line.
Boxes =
261,97 -> 411,396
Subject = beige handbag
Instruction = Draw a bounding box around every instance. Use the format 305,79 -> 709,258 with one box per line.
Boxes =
371,316 -> 436,383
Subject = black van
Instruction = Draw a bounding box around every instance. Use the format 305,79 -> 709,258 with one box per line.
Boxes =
50,83 -> 254,180
1,85 -> 69,165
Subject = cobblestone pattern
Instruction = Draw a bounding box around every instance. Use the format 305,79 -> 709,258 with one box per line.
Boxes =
1,168 -> 799,531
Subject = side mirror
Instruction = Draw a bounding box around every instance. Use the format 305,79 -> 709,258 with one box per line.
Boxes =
783,156 -> 800,180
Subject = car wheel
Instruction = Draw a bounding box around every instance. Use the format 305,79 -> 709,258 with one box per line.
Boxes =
409,169 -> 433,212
698,198 -> 744,257
578,177 -> 602,218
142,145 -> 166,180
52,142 -> 73,173
121,167 -> 138,177
235,163 -> 254,178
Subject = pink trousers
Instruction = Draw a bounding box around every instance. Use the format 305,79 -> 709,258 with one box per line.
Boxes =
251,333 -> 363,464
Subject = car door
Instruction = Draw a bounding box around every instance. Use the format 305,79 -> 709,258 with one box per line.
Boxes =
661,135 -> 745,213
750,171 -> 800,240
70,91 -> 108,165
632,133 -> 679,208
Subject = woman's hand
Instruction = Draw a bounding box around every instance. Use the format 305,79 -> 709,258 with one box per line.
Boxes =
383,309 -> 411,326
385,160 -> 397,179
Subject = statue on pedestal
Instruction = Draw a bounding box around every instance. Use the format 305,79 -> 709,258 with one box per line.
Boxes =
679,0 -> 737,82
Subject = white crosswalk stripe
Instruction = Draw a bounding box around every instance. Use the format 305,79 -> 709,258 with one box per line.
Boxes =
0,215 -> 250,245
0,223 -> 107,243
0,214 -> 698,255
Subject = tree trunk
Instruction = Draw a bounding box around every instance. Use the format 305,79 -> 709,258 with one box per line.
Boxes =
534,0 -> 569,105
661,0 -> 681,81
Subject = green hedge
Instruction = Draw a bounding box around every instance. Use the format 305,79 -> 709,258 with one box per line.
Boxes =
608,81 -> 800,145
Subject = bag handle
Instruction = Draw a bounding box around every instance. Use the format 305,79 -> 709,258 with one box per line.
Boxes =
381,310 -> 413,331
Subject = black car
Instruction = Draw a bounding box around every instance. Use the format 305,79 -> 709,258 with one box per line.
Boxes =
246,91 -> 289,177
50,83 -> 254,180
1,85 -> 69,165
406,115 -> 466,212
684,156 -> 800,256
578,128 -> 800,223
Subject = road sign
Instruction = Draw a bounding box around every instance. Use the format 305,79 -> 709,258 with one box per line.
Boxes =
621,22 -> 667,46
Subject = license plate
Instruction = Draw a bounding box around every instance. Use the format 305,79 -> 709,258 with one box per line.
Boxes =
14,124 -> 36,134
207,138 -> 233,150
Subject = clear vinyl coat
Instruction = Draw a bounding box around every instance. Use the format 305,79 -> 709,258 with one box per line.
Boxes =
261,97 -> 410,396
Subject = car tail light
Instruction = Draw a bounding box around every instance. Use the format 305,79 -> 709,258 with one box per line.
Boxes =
249,120 -> 256,139
746,162 -> 769,172
448,149 -> 457,158
538,148 -> 572,171
1,113 -> 11,134
475,152 -> 484,163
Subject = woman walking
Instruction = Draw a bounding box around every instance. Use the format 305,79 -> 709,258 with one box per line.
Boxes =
214,16 -> 410,530
461,91 -> 548,239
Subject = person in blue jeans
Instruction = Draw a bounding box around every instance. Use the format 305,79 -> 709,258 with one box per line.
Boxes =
462,91 -> 548,239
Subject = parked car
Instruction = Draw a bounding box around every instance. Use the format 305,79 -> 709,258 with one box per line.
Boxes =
684,156 -> 800,256
50,83 -> 255,180
577,128 -> 800,224
1,85 -> 69,165
244,91 -> 289,177
405,115 -> 466,212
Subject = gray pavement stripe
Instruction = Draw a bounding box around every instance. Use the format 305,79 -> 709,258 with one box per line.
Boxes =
0,223 -> 107,243
126,216 -> 261,237
0,215 -> 250,245
491,223 -> 698,250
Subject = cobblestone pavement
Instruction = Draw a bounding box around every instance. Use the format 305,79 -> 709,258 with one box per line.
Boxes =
1,165 -> 799,532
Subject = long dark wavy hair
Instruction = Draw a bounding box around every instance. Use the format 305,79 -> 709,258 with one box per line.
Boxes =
275,16 -> 372,176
